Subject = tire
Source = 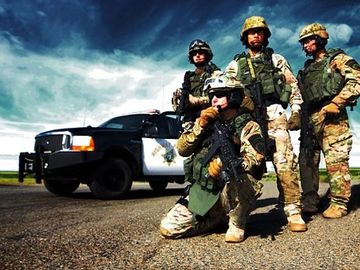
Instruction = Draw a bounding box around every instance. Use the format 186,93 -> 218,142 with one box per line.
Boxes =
43,177 -> 80,196
149,181 -> 168,192
90,158 -> 132,199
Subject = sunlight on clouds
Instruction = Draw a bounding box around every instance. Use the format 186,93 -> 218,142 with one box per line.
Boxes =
220,35 -> 236,46
326,24 -> 353,44
0,35 -> 182,128
273,27 -> 293,41
87,67 -> 150,81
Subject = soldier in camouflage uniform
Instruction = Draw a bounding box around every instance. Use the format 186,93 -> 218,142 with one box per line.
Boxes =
172,39 -> 221,123
160,76 -> 265,243
172,39 -> 221,184
298,23 -> 360,218
224,16 -> 307,232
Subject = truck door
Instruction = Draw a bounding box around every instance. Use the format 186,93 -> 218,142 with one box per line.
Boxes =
142,112 -> 184,176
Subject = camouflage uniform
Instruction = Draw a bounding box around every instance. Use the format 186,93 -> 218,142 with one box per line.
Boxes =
298,23 -> 360,214
172,39 -> 221,184
160,77 -> 265,241
224,16 -> 305,225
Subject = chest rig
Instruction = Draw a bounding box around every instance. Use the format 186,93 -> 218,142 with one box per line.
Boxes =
234,48 -> 290,108
298,48 -> 345,108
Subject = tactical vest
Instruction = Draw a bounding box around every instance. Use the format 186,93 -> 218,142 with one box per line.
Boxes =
183,62 -> 220,122
234,48 -> 291,108
186,62 -> 220,97
298,48 -> 345,107
188,112 -> 252,216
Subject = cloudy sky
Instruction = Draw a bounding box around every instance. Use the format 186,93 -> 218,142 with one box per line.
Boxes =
1,0 -> 360,170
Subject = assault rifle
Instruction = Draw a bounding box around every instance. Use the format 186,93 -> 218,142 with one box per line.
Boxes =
176,72 -> 191,122
247,81 -> 275,161
300,105 -> 316,167
202,112 -> 245,185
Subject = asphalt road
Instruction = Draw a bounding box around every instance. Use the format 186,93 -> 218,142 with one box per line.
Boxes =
0,180 -> 359,270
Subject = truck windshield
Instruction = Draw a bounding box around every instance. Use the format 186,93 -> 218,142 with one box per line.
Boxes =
99,114 -> 149,131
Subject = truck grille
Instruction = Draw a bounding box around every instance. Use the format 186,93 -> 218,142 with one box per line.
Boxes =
35,132 -> 71,153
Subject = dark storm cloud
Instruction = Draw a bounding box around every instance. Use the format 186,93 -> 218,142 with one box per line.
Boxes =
1,0 -> 359,66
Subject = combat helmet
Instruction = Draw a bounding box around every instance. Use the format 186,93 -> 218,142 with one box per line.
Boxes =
204,76 -> 244,108
240,16 -> 271,46
188,39 -> 213,63
299,23 -> 329,43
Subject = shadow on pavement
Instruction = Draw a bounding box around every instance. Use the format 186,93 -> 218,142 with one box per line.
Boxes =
67,187 -> 185,200
255,197 -> 278,208
245,197 -> 285,239
349,183 -> 360,211
310,183 -> 360,213
124,188 -> 184,199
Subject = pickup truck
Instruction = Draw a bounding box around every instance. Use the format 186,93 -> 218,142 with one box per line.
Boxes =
19,110 -> 185,199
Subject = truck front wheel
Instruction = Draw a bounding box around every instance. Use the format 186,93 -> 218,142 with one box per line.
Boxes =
43,177 -> 80,196
90,158 -> 132,199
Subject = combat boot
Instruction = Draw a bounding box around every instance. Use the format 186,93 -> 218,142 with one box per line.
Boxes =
287,214 -> 307,232
322,205 -> 347,219
225,223 -> 245,243
302,204 -> 318,214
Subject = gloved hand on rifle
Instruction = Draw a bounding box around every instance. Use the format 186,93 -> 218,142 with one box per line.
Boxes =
287,110 -> 301,130
321,102 -> 340,115
240,95 -> 254,113
199,107 -> 219,128
171,88 -> 182,111
208,157 -> 223,179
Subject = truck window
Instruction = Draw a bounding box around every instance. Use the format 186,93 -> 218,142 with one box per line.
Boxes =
99,114 -> 148,131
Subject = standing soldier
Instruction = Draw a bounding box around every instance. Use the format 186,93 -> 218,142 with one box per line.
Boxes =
172,39 -> 221,123
224,16 -> 307,232
172,39 -> 221,184
160,76 -> 265,243
298,23 -> 360,218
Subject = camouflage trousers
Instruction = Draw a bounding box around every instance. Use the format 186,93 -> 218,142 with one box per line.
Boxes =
268,113 -> 302,215
300,109 -> 352,208
159,175 -> 261,239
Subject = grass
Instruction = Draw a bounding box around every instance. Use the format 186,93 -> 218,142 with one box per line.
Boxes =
0,171 -> 38,185
1,169 -> 360,185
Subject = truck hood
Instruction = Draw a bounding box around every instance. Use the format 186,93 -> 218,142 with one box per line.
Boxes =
35,126 -> 141,138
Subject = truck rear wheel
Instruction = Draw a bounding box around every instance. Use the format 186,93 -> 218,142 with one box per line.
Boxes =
43,177 -> 80,196
90,158 -> 132,199
149,181 -> 168,192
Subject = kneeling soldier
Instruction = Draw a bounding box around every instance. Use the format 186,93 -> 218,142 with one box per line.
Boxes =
160,75 -> 265,243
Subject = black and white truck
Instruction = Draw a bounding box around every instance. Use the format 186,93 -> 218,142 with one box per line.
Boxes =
19,110 -> 185,199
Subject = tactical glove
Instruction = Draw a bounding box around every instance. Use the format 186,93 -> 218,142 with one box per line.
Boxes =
208,157 -> 223,179
199,107 -> 219,128
240,96 -> 254,112
322,102 -> 340,114
171,88 -> 182,111
287,111 -> 301,130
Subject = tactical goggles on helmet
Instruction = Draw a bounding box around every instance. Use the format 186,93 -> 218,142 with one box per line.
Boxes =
189,39 -> 206,50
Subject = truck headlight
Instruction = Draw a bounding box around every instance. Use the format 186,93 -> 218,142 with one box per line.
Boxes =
71,136 -> 95,151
